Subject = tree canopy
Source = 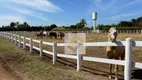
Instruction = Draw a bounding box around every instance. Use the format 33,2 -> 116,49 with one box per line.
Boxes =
97,16 -> 142,30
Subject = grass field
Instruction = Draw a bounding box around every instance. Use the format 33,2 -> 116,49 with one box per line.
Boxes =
23,32 -> 142,79
0,38 -> 89,80
2,32 -> 142,80
21,32 -> 142,62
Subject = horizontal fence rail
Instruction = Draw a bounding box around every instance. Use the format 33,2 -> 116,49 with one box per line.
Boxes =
0,31 -> 142,80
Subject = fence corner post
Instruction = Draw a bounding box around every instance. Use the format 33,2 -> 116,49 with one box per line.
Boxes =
124,38 -> 132,80
53,42 -> 57,64
77,42 -> 82,72
39,40 -> 43,58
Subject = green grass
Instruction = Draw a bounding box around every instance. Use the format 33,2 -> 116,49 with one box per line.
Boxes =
0,38 -> 84,80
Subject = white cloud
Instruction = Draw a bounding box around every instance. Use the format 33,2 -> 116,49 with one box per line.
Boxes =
0,15 -> 27,26
5,6 -> 48,20
108,12 -> 142,19
119,0 -> 141,9
8,0 -> 63,13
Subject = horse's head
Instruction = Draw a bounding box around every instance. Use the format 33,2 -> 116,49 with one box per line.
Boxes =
108,27 -> 118,42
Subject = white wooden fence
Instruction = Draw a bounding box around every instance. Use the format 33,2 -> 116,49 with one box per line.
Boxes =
96,30 -> 142,34
0,32 -> 142,80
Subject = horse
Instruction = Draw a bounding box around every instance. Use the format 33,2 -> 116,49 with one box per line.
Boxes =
43,31 -> 48,38
48,31 -> 57,39
106,27 -> 125,80
57,32 -> 65,40
35,30 -> 43,38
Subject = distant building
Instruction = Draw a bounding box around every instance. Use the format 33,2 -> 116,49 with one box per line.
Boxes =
52,26 -> 65,31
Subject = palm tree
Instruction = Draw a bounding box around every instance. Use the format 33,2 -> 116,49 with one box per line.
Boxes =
80,18 -> 87,28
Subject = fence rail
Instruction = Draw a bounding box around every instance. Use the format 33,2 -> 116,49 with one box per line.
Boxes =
0,32 -> 142,80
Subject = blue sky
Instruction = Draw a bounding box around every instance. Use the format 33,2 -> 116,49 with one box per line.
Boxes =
0,0 -> 142,27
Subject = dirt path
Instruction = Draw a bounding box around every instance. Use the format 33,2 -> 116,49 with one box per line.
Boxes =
0,64 -> 19,80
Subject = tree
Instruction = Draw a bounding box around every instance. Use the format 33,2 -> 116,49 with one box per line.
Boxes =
50,24 -> 57,30
15,22 -> 19,31
118,21 -> 132,27
70,25 -> 76,29
80,18 -> 87,28
10,22 -> 16,31
76,23 -> 82,29
76,18 -> 87,29
23,22 -> 30,30
23,22 -> 29,27
131,19 -> 137,27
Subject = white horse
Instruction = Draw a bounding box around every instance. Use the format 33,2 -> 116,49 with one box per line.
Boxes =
106,27 -> 125,80
43,31 -> 48,38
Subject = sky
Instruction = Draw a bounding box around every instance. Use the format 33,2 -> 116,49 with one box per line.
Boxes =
0,0 -> 142,27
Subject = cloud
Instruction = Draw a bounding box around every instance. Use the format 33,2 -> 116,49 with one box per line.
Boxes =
5,5 -> 48,21
108,11 -> 142,20
0,15 -> 27,26
118,0 -> 142,9
8,0 -> 63,13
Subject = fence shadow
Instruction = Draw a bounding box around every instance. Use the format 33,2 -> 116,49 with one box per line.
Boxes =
49,56 -> 124,78
131,69 -> 142,80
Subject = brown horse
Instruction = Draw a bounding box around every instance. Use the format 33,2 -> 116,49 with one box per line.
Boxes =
106,27 -> 125,80
35,31 -> 43,38
48,31 -> 57,39
57,32 -> 65,40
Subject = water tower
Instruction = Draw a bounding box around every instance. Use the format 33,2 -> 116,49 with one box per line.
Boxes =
92,12 -> 97,32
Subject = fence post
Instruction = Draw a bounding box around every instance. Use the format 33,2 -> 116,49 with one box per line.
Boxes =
11,33 -> 13,42
3,32 -> 5,39
10,33 -> 12,42
15,32 -> 17,45
77,42 -> 82,72
5,32 -> 7,39
30,38 -> 33,53
7,32 -> 8,40
9,33 -> 11,41
39,40 -> 43,58
18,35 -> 21,47
53,42 -> 57,64
124,38 -> 132,80
8,33 -> 10,41
7,32 -> 9,40
4,32 -> 5,38
23,36 -> 26,49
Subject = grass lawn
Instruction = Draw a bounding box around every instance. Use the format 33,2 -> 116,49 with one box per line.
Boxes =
1,32 -> 142,80
0,38 -> 84,80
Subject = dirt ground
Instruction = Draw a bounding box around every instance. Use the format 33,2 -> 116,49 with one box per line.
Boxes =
0,58 -> 20,80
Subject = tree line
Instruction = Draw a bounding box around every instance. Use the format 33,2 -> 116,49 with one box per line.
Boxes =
0,18 -> 92,31
0,22 -> 58,31
1,16 -> 142,31
97,16 -> 142,30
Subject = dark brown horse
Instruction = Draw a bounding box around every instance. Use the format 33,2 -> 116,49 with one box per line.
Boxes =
49,32 -> 57,39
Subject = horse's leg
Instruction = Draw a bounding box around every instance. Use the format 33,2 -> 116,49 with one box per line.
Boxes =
106,50 -> 113,79
121,55 -> 125,71
114,64 -> 118,80
109,64 -> 112,79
